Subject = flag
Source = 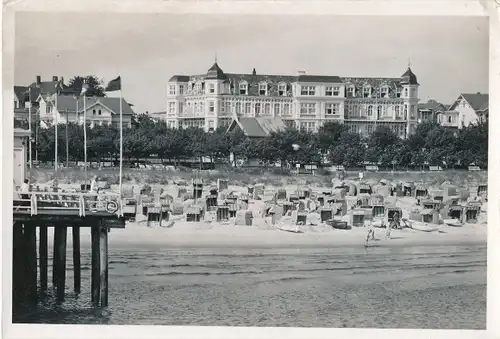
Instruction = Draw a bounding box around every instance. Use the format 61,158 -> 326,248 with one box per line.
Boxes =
105,76 -> 121,92
81,82 -> 89,95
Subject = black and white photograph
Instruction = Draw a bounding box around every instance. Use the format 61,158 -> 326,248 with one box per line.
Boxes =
2,1 -> 498,338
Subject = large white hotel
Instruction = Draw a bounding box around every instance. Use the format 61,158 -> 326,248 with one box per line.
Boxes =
164,61 -> 420,138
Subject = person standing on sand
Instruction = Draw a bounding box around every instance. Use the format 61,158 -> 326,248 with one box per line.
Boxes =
365,221 -> 376,247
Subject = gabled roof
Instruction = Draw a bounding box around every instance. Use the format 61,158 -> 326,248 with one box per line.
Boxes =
48,94 -> 136,115
418,99 -> 448,112
449,93 -> 489,112
227,117 -> 286,138
28,80 -> 67,96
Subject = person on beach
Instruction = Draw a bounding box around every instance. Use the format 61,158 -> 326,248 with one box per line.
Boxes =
365,221 -> 376,247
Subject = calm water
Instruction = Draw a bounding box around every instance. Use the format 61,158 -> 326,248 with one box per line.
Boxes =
14,244 -> 486,329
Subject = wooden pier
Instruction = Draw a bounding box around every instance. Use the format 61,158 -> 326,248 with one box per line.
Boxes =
12,192 -> 125,309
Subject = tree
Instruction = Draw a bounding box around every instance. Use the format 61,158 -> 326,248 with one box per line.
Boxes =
329,132 -> 365,168
317,121 -> 346,155
67,76 -> 106,97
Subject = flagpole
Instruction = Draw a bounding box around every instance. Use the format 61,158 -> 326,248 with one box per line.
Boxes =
84,93 -> 88,189
54,93 -> 58,171
28,88 -> 32,170
119,81 -> 123,198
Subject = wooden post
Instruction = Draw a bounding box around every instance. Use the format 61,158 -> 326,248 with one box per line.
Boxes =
54,226 -> 67,302
12,223 -> 24,308
39,226 -> 48,294
99,225 -> 109,307
24,223 -> 38,304
52,226 -> 59,289
91,223 -> 101,306
72,226 -> 81,294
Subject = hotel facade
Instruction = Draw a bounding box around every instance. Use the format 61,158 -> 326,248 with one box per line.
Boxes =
165,61 -> 420,138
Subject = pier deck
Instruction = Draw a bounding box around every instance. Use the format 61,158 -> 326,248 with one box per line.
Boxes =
12,191 -> 125,311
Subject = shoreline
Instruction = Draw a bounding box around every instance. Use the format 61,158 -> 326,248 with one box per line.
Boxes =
50,222 -> 487,250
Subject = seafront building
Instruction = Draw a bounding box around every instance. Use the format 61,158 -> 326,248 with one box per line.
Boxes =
437,93 -> 488,129
165,61 -> 420,138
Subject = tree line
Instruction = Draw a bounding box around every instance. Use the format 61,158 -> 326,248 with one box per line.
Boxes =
16,114 -> 488,170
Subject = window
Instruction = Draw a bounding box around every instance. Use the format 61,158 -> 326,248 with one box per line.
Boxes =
209,101 -> 215,113
326,86 -> 340,96
179,85 -> 184,95
225,101 -> 231,114
208,120 -> 214,131
367,124 -> 373,134
346,87 -> 354,97
300,122 -> 316,132
169,85 -> 176,96
274,103 -> 280,115
259,83 -> 267,96
404,104 -> 408,119
46,104 -> 51,114
98,109 -> 102,115
376,106 -> 382,117
363,87 -> 371,98
325,103 -> 340,115
278,84 -> 287,96
301,86 -> 316,96
367,105 -> 373,116
404,88 -> 409,97
394,106 -> 400,116
179,102 -> 185,113
300,103 -> 316,115
236,102 -> 242,113
199,102 -> 204,113
396,87 -> 402,98
209,84 -> 215,94
245,103 -> 251,114
255,103 -> 261,115
168,102 -> 175,114
283,103 -> 291,115
410,88 -> 416,97
239,83 -> 248,95
264,103 -> 271,115
380,87 -> 389,98
93,109 -> 96,116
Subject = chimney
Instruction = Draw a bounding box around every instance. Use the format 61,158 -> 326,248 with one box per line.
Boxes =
252,68 -> 256,76
297,70 -> 306,76
52,76 -> 59,82
36,76 -> 41,84
477,92 -> 481,95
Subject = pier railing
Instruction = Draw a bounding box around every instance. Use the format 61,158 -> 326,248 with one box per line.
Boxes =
13,191 -> 122,217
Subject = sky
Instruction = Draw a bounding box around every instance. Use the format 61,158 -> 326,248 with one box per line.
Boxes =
15,13 -> 489,114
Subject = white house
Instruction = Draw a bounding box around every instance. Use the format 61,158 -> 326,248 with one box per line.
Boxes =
38,94 -> 135,129
165,60 -> 420,138
437,93 -> 488,129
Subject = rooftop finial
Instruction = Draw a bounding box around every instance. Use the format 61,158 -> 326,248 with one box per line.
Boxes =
408,57 -> 411,68
215,52 -> 218,64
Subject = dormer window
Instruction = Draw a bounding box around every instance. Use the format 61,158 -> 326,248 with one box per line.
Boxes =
208,83 -> 215,94
278,83 -> 287,96
396,87 -> 402,98
380,86 -> 389,98
169,85 -> 176,96
363,86 -> 371,98
346,86 -> 355,98
239,82 -> 248,95
93,109 -> 96,116
259,83 -> 267,96
98,109 -> 102,115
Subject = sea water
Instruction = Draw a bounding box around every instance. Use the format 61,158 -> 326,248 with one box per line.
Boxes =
14,244 -> 486,329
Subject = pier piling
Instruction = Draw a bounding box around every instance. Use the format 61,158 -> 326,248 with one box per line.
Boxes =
91,225 -> 101,306
54,226 -> 68,302
72,226 -> 81,294
39,226 -> 48,294
99,226 -> 109,307
24,223 -> 38,304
